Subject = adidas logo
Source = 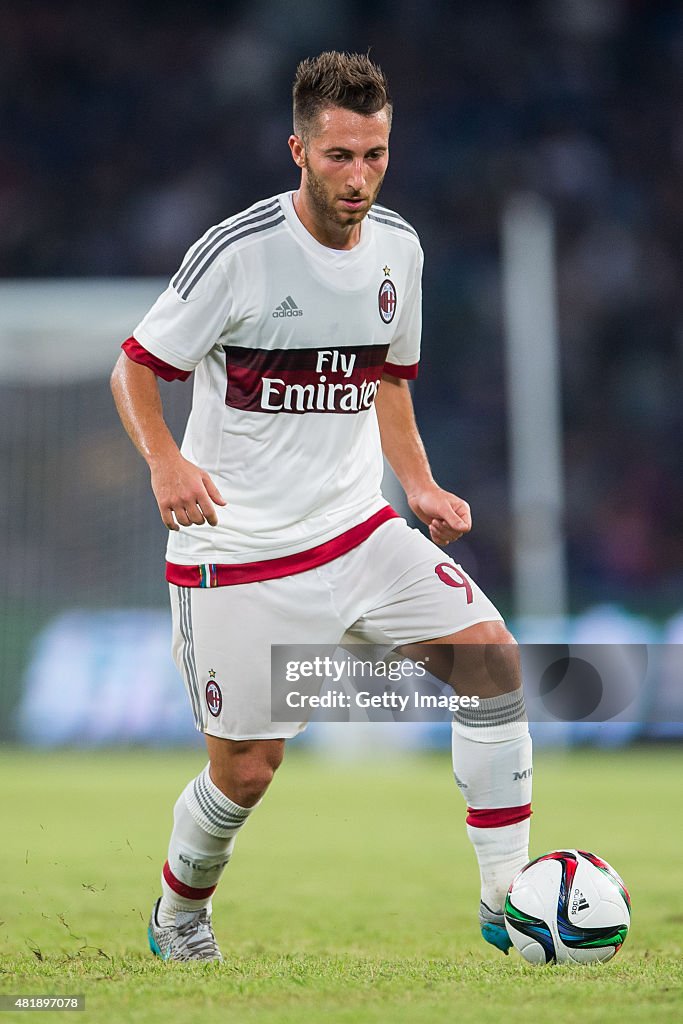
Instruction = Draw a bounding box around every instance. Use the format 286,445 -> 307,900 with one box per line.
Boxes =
571,888 -> 590,914
272,295 -> 303,318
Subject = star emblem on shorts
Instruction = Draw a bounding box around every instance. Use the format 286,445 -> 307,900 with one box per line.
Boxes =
208,668 -> 216,679
383,265 -> 391,276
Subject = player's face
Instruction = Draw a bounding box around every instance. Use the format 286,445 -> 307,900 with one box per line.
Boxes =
289,105 -> 390,247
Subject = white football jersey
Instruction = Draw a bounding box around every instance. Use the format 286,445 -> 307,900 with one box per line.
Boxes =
126,191 -> 423,585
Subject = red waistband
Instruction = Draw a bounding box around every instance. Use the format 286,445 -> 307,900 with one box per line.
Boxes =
166,505 -> 399,587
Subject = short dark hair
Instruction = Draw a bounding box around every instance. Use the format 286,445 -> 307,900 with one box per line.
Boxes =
293,51 -> 392,141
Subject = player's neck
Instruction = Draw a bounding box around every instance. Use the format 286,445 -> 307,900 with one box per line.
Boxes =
292,189 -> 361,251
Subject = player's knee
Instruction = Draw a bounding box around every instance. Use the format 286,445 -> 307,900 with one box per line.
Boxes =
445,619 -> 520,695
475,621 -> 520,694
210,742 -> 284,807
231,766 -> 276,806
212,763 -> 275,807
465,619 -> 517,647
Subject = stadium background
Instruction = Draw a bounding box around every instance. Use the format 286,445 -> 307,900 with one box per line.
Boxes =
0,0 -> 682,748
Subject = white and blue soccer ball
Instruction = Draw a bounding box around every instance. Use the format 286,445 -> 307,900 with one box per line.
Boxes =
504,849 -> 631,965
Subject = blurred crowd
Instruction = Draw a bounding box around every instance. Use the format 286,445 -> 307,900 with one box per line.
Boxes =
1,0 -> 681,610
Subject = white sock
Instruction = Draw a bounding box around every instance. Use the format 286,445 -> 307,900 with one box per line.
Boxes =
452,691 -> 532,913
157,764 -> 254,926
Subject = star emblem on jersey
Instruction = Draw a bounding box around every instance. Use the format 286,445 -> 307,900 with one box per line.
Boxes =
378,278 -> 397,324
383,265 -> 391,276
272,295 -> 303,318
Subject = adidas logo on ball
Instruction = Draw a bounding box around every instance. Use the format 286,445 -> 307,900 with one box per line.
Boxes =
571,888 -> 590,914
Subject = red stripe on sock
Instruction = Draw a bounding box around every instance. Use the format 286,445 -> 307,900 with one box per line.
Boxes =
162,861 -> 217,901
466,803 -> 532,828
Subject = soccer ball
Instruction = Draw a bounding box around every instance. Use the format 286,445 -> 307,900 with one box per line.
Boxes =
504,849 -> 631,965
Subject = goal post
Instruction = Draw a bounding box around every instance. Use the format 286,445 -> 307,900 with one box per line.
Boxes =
501,193 -> 568,622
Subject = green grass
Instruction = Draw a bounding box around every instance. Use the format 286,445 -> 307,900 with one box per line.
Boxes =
0,746 -> 681,1023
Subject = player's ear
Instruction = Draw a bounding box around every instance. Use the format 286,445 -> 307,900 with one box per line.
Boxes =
288,134 -> 306,169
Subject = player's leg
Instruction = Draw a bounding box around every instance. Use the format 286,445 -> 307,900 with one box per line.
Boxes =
154,737 -> 284,927
149,576 -> 340,961
405,621 -> 532,954
339,519 -> 531,954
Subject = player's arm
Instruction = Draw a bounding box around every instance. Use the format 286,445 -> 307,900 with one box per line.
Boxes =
110,352 -> 226,531
375,373 -> 471,546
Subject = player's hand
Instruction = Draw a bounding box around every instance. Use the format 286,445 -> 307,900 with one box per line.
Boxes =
407,486 -> 471,546
150,454 -> 227,531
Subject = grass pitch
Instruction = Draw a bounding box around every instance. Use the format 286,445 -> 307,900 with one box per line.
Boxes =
1,745 -> 681,1023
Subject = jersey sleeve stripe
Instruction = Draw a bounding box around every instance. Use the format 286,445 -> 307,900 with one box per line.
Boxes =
368,213 -> 419,238
370,205 -> 419,237
171,197 -> 280,293
384,361 -> 419,379
121,336 -> 192,381
178,214 -> 286,300
173,204 -> 283,298
372,202 -> 414,222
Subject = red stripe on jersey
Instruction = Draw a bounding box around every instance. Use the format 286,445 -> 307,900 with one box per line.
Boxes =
121,337 -> 192,382
162,861 -> 217,900
466,804 -> 532,828
166,505 -> 399,587
384,361 -> 419,380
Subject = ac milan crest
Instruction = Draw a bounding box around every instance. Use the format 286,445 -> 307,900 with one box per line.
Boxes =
205,678 -> 223,717
378,279 -> 397,324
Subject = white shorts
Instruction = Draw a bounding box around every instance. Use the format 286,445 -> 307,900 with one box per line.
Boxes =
169,517 -> 503,740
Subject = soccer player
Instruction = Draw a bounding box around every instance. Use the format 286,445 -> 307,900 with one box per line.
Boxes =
111,51 -> 532,962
